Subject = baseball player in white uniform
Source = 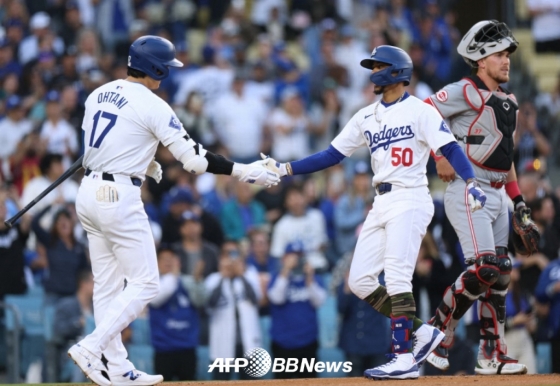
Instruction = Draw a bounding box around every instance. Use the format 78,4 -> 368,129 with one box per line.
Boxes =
67,35 -> 280,386
260,45 -> 487,380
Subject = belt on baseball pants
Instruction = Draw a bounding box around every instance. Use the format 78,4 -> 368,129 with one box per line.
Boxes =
489,180 -> 505,189
85,169 -> 142,187
376,183 -> 393,195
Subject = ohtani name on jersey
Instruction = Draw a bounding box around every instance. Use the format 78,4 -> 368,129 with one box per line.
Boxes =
97,92 -> 129,109
365,125 -> 415,153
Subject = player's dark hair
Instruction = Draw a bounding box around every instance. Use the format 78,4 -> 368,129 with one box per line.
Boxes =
127,67 -> 147,78
39,153 -> 63,175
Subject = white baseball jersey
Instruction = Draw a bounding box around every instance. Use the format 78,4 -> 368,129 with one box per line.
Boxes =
82,79 -> 187,179
331,94 -> 455,188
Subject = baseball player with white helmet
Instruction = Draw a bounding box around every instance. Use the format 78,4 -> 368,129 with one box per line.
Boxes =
260,45 -> 487,380
67,35 -> 279,386
424,20 -> 537,375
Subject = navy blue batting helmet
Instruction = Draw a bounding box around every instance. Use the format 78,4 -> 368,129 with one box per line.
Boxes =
360,45 -> 413,86
128,36 -> 183,80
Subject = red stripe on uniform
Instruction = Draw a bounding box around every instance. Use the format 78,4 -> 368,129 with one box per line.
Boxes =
465,186 -> 479,256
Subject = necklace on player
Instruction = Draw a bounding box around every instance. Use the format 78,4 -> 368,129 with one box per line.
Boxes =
374,92 -> 406,124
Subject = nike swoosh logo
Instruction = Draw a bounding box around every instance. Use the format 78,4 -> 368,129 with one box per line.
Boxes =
365,114 -> 373,119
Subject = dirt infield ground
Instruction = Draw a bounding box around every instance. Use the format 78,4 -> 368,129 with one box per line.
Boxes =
168,374 -> 560,386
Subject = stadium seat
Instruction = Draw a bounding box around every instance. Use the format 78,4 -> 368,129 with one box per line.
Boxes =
318,294 -> 338,348
130,317 -> 151,345
196,345 -> 210,381
536,342 -> 551,374
127,344 -> 154,375
4,294 -> 46,378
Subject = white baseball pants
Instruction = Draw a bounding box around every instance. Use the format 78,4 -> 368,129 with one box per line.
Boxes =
76,172 -> 159,375
349,186 -> 434,298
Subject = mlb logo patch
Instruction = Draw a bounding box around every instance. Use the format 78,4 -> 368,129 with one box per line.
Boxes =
439,121 -> 451,134
169,116 -> 181,130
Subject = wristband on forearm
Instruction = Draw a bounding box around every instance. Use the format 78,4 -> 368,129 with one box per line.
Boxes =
505,181 -> 524,208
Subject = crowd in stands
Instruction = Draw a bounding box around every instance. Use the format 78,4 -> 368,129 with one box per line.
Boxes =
0,0 -> 560,381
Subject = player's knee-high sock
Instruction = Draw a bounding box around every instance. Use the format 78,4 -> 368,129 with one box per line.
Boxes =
390,293 -> 417,353
364,287 -> 424,332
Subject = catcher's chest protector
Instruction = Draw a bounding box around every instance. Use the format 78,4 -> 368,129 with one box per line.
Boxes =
460,76 -> 518,171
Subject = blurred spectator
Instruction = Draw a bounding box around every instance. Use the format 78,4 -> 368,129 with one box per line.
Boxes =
174,45 -> 234,111
308,80 -> 341,152
412,231 -> 455,318
39,91 -> 79,169
8,131 -> 43,195
503,265 -> 537,374
337,257 -> 391,376
535,254 -> 560,373
19,12 -> 65,64
268,87 -> 311,162
271,184 -> 328,270
220,180 -> 266,242
513,101 -> 551,174
334,161 -> 374,255
528,196 -> 560,261
535,73 -> 560,118
251,0 -> 288,38
160,187 -> 224,247
246,229 -> 278,313
149,248 -> 206,381
174,92 -> 215,147
172,210 -> 219,278
244,61 -> 275,108
334,25 -> 369,93
59,1 -> 84,48
0,191 -> 30,299
212,71 -> 268,163
0,37 -> 22,79
527,0 -> 560,53
205,241 -> 262,380
95,0 -> 135,54
309,40 -> 348,103
273,50 -> 310,107
267,241 -> 327,379
75,29 -> 101,75
52,270 -> 94,382
414,13 -> 452,90
254,180 -> 286,224
0,95 -> 33,178
31,204 -> 89,305
21,153 -> 78,215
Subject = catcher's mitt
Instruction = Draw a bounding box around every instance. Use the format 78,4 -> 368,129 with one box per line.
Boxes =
512,206 -> 540,255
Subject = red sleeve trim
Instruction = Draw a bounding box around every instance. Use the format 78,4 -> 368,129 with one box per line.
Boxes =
505,181 -> 521,200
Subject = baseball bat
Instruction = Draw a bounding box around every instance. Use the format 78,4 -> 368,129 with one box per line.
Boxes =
4,155 -> 84,228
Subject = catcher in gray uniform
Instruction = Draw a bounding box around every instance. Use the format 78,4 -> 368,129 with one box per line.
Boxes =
423,20 -> 539,375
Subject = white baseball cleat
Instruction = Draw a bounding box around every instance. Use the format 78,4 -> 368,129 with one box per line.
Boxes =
426,346 -> 450,371
364,353 -> 419,380
412,324 -> 445,365
67,343 -> 111,386
110,369 -> 164,386
474,356 -> 528,375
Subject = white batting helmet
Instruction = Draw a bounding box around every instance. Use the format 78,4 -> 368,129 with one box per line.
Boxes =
457,20 -> 518,68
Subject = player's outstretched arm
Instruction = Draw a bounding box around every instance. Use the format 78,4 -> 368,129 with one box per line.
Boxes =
439,141 -> 486,212
259,145 -> 346,177
166,137 -> 279,187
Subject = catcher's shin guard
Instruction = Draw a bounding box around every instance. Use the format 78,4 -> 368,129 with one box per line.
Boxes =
478,249 -> 515,361
431,254 -> 500,348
